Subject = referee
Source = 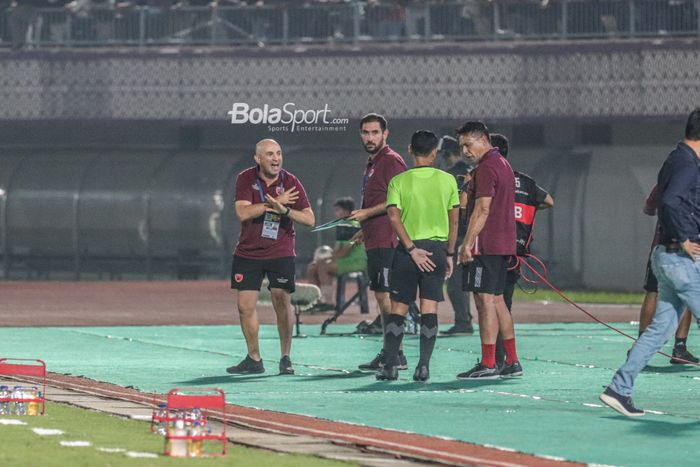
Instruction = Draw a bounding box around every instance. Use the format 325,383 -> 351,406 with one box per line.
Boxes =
377,130 -> 460,381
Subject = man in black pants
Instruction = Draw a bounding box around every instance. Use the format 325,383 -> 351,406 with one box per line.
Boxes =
350,113 -> 409,372
489,134 -> 554,369
377,130 -> 459,381
439,135 -> 475,336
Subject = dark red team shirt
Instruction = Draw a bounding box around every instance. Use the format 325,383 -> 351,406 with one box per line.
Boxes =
234,166 -> 311,259
466,148 -> 516,256
360,145 -> 407,250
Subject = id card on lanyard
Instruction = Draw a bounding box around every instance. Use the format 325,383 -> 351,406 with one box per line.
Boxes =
257,171 -> 285,240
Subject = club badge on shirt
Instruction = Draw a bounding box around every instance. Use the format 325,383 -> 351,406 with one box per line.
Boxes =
262,212 -> 281,240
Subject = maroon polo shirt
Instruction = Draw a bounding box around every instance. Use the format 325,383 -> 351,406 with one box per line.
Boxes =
360,145 -> 407,250
233,166 -> 311,260
466,148 -> 516,256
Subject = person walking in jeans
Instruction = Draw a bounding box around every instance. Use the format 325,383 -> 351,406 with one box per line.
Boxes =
600,108 -> 700,416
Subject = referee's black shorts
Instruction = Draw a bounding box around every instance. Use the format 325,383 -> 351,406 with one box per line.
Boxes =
231,255 -> 295,293
390,240 -> 447,305
462,255 -> 509,295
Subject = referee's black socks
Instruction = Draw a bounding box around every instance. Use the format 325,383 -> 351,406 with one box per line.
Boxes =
383,314 -> 405,368
419,314 -> 438,367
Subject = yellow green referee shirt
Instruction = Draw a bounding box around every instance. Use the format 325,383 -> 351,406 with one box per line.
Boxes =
386,166 -> 460,242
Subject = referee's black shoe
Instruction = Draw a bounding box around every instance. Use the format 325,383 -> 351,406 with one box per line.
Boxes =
376,365 -> 398,381
413,365 -> 429,382
226,355 -> 265,374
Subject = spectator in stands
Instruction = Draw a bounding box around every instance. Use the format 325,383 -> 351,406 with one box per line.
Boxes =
8,0 -> 44,50
306,197 -> 367,311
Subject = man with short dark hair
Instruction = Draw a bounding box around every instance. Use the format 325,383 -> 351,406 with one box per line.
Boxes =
489,133 -> 554,369
306,196 -> 367,309
456,121 -> 522,380
226,139 -> 315,376
376,130 -> 459,381
600,108 -> 700,416
439,135 -> 475,336
350,113 -> 408,372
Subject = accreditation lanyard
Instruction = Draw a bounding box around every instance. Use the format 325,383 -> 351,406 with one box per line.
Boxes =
257,170 -> 286,241
361,149 -> 381,206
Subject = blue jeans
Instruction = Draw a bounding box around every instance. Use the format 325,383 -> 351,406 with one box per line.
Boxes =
610,245 -> 700,396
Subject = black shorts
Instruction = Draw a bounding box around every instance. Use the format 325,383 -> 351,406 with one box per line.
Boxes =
231,255 -> 295,293
366,248 -> 394,292
463,255 -> 509,295
390,240 -> 447,305
643,257 -> 658,293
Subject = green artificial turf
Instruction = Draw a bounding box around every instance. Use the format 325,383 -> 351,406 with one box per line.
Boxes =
2,323 -> 700,467
0,402 -> 352,467
513,287 -> 645,305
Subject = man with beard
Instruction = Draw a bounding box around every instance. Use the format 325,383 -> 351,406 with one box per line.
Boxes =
226,139 -> 315,376
349,113 -> 408,372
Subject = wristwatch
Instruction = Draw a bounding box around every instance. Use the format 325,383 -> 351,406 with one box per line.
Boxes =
283,207 -> 291,216
406,245 -> 416,253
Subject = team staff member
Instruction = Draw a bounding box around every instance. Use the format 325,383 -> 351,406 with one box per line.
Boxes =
489,134 -> 554,369
227,139 -> 314,376
600,108 -> 700,416
377,130 -> 459,382
456,121 -> 521,380
349,113 -> 408,372
637,184 -> 697,364
440,135 -> 475,336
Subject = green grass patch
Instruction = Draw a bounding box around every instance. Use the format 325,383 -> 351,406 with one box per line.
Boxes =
0,402 -> 353,467
513,287 -> 644,305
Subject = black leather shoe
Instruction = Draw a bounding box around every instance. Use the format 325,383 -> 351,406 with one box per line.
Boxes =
375,365 -> 398,381
226,355 -> 265,374
413,365 -> 429,382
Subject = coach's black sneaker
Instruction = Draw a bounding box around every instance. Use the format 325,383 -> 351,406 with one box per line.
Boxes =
440,324 -> 475,336
358,349 -> 385,372
599,386 -> 644,417
279,355 -> 295,375
456,361 -> 500,380
376,365 -> 399,381
413,365 -> 429,382
670,345 -> 700,364
398,351 -> 408,370
226,355 -> 265,375
500,360 -> 523,378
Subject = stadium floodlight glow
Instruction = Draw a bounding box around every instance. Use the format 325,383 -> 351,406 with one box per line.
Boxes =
227,102 -> 334,132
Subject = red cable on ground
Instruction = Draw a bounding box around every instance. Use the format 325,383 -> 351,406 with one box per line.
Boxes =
517,255 -> 700,366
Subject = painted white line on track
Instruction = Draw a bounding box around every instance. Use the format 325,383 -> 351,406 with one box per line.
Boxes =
0,419 -> 26,425
96,447 -> 126,453
33,428 -> 64,435
60,440 -> 92,447
126,451 -> 158,458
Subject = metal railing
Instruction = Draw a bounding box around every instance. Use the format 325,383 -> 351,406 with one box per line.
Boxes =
0,1 -> 698,49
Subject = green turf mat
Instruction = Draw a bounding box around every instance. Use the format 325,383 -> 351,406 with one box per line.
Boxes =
2,323 -> 700,466
0,402 -> 352,467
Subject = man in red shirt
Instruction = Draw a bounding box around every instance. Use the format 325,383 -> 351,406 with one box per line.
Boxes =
349,113 -> 408,372
456,121 -> 522,380
226,139 -> 315,376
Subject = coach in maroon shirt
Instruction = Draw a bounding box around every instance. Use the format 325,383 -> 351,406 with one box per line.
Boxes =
226,139 -> 314,376
456,121 -> 522,380
348,113 -> 408,372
